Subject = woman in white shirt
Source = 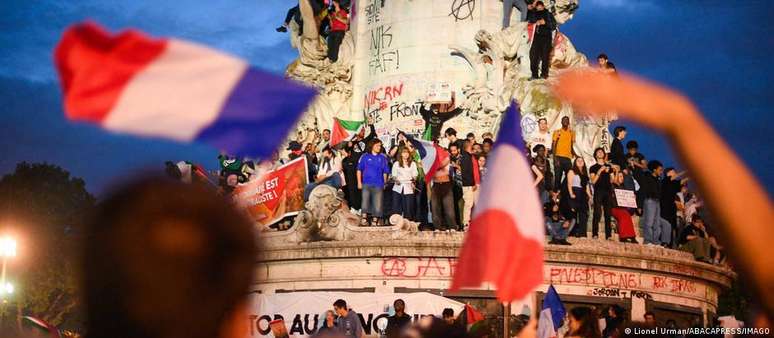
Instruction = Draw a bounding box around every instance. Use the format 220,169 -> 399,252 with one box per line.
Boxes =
390,147 -> 419,221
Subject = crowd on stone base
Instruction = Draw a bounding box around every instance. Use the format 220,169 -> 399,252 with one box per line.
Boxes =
269,120 -> 491,231
200,111 -> 726,267
528,119 -> 726,266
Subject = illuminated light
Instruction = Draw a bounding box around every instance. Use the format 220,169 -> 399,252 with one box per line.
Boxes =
0,282 -> 12,294
0,236 -> 16,257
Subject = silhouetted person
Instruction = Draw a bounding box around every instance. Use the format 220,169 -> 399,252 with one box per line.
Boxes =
83,177 -> 257,338
385,299 -> 411,338
528,1 -> 556,79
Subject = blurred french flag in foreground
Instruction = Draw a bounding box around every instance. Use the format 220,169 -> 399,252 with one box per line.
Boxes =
450,102 -> 545,302
54,22 -> 317,157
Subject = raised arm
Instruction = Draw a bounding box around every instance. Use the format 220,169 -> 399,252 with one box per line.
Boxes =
554,70 -> 774,315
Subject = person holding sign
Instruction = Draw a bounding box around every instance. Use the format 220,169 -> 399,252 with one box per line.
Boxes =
611,167 -> 637,243
420,92 -> 465,141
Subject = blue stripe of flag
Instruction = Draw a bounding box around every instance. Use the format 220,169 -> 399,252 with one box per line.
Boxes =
495,102 -> 526,151
195,68 -> 317,157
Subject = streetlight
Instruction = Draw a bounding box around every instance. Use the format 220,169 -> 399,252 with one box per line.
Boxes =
0,236 -> 16,297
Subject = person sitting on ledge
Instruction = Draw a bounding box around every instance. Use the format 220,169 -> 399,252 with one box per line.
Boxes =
545,199 -> 573,245
678,215 -> 712,263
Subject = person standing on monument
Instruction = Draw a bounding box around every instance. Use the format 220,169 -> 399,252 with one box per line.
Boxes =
503,0 -> 531,28
431,154 -> 458,231
341,146 -> 362,212
357,139 -> 390,226
528,1 -> 556,80
327,0 -> 349,63
589,147 -> 614,240
390,147 -> 419,221
420,92 -> 465,142
661,167 -> 686,247
552,116 -> 575,189
444,128 -> 466,152
609,126 -> 627,168
458,140 -> 481,229
528,117 -> 553,157
448,143 -> 464,227
636,160 -> 672,246
566,156 -> 590,237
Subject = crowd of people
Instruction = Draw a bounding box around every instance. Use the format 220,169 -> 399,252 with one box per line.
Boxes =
257,119 -> 492,231
528,117 -> 726,264
200,108 -> 726,266
312,298 -> 469,338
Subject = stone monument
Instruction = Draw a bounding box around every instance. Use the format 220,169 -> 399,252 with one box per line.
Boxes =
284,0 -> 612,164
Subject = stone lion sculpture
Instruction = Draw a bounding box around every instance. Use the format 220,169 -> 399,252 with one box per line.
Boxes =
293,184 -> 359,242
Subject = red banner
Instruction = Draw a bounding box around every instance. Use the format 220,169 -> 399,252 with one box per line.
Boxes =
233,157 -> 308,226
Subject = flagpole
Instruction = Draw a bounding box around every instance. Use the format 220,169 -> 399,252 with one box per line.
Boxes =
503,302 -> 511,338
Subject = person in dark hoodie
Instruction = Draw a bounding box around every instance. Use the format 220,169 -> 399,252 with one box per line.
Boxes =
333,299 -> 363,338
527,1 -> 556,80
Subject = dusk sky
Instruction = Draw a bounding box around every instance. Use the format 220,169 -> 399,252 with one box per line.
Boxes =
1,0 -> 772,195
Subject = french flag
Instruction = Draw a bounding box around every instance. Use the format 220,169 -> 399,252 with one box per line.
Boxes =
537,285 -> 566,338
450,102 -> 545,302
54,22 -> 317,157
406,135 -> 449,185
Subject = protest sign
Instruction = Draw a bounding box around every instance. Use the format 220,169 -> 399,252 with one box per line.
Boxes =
614,189 -> 638,208
234,157 -> 308,226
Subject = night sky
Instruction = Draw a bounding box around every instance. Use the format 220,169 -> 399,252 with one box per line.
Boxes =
1,0 -> 771,195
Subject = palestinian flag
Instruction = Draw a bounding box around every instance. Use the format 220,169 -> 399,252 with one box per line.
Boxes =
23,316 -> 61,338
331,118 -> 365,146
457,303 -> 485,332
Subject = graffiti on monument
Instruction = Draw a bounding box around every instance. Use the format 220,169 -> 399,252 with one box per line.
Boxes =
362,78 -> 429,139
376,258 -> 708,301
365,0 -> 383,25
548,267 -> 702,297
449,0 -> 476,22
588,287 -> 654,300
369,24 -> 400,75
380,257 -> 457,278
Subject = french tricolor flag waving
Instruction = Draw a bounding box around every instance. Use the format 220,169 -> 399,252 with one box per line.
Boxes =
54,22 -> 317,157
450,102 -> 545,302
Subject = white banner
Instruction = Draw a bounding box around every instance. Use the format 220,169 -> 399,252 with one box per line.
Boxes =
247,292 -> 464,338
614,189 -> 638,208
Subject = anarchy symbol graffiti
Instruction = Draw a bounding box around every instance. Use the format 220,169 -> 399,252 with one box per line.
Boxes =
381,258 -> 408,276
450,0 -> 475,22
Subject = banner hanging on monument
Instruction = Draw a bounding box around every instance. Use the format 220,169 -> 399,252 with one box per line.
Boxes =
248,292 -> 464,337
233,157 -> 308,226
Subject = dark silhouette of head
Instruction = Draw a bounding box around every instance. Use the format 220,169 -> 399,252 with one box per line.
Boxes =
83,177 -> 257,338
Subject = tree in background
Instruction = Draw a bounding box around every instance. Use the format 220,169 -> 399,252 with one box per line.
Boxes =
0,162 -> 95,333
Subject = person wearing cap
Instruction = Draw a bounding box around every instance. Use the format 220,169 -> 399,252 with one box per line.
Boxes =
287,141 -> 316,182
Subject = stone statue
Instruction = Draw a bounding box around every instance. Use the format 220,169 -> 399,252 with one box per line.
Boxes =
293,184 -> 359,242
289,184 -> 420,243
450,0 -> 612,164
284,0 -> 357,146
